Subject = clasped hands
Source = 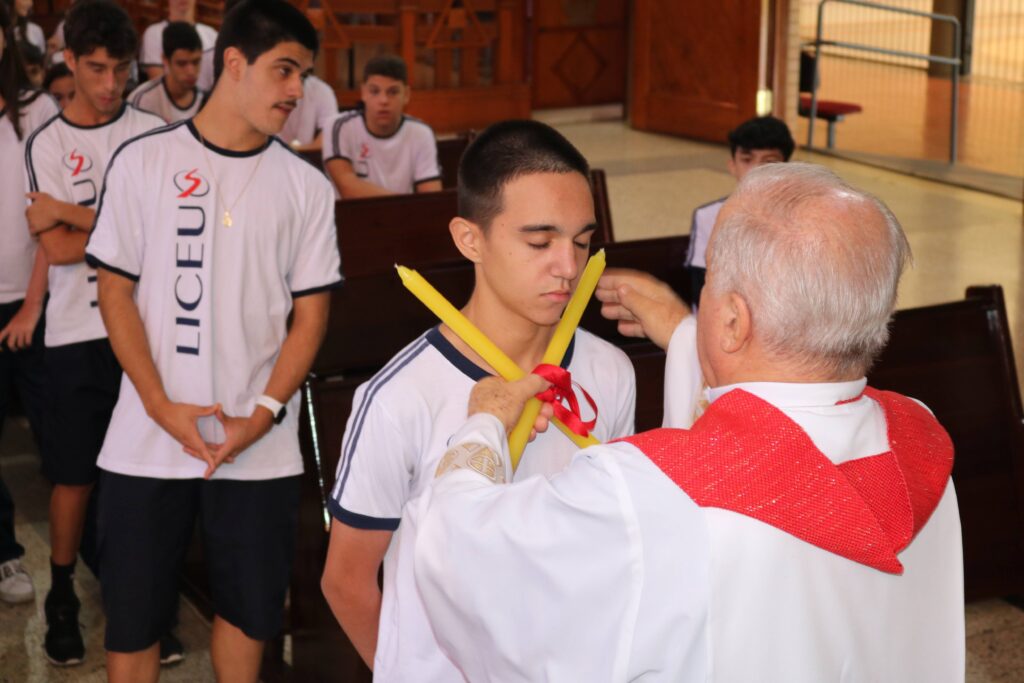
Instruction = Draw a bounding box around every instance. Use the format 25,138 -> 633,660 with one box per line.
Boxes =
149,398 -> 273,479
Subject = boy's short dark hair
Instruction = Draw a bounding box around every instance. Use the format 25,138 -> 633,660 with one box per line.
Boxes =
214,0 -> 318,80
162,21 -> 202,60
17,40 -> 43,67
458,120 -> 590,229
44,62 -> 72,90
64,0 -> 138,60
727,116 -> 795,161
363,54 -> 407,84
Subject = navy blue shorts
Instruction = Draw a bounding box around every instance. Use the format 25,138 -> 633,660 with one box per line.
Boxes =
97,471 -> 301,652
44,338 -> 120,485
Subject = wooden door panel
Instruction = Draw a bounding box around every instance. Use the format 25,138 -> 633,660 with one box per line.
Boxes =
631,0 -> 764,141
532,0 -> 628,109
534,28 -> 628,107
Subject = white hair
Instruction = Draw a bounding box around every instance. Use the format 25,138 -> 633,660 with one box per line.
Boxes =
707,162 -> 911,377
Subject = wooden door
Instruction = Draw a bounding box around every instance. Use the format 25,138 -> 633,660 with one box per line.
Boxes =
532,0 -> 628,109
630,0 -> 766,141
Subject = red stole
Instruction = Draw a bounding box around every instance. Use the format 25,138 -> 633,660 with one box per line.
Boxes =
622,388 -> 954,574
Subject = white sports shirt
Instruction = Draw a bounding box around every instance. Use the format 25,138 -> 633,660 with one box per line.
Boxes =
24,103 -> 165,347
139,20 -> 218,91
322,111 -> 440,195
329,326 -> 636,681
1,92 -> 58,304
279,75 -> 337,146
128,77 -> 206,123
683,196 -> 725,269
85,120 -> 343,480
411,326 -> 966,682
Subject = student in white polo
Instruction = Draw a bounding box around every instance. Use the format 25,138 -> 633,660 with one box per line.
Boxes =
322,54 -> 441,198
321,120 -> 636,680
129,21 -> 206,124
85,2 -> 341,681
23,0 -> 164,667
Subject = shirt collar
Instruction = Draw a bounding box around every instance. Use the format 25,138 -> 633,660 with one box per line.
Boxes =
707,378 -> 868,408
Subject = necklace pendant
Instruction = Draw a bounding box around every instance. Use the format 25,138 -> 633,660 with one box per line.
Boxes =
223,211 -> 232,227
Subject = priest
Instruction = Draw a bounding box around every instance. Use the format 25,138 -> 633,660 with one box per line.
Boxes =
409,163 -> 965,682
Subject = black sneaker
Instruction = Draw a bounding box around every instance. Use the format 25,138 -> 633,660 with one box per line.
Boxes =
160,631 -> 185,666
43,589 -> 84,667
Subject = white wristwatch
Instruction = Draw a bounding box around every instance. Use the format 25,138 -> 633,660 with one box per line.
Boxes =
256,394 -> 287,424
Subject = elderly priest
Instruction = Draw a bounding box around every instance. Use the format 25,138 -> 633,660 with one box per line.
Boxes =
407,163 -> 964,682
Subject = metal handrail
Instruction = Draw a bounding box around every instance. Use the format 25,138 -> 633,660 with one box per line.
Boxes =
807,0 -> 962,163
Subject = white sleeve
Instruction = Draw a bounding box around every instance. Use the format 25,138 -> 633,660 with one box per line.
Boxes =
328,382 -> 415,530
85,146 -> 144,280
663,317 -> 705,428
323,114 -> 350,163
139,23 -> 162,66
27,23 -> 46,53
25,127 -> 65,199
287,174 -> 342,296
26,94 -> 58,135
413,428 -> 641,683
413,126 -> 440,185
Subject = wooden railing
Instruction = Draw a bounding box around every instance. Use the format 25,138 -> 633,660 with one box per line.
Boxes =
294,0 -> 530,132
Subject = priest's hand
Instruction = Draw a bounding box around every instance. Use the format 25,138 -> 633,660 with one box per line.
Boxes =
597,268 -> 690,349
469,374 -> 551,434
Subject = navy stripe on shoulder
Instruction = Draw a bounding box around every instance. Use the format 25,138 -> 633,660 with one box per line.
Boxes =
87,120 -> 188,250
126,102 -> 169,128
404,114 -> 434,131
130,79 -> 162,106
332,336 -> 431,504
329,499 -> 400,532
23,110 -> 62,192
329,110 -> 361,156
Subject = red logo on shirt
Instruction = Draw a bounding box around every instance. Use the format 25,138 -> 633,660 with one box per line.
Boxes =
359,143 -> 371,160
173,168 -> 210,198
63,149 -> 93,177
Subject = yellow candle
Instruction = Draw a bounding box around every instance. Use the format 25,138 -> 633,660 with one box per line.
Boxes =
507,249 -> 606,467
395,265 -> 598,455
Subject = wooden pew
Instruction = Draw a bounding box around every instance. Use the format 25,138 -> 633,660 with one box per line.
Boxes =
867,285 -> 1024,601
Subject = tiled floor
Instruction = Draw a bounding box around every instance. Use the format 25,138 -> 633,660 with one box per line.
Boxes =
2,117 -> 1023,681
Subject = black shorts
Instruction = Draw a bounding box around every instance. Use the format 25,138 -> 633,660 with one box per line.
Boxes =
97,471 -> 302,652
44,338 -> 121,485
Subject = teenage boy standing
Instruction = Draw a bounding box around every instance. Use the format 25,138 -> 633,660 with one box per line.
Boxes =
85,1 -> 341,681
321,120 -> 636,680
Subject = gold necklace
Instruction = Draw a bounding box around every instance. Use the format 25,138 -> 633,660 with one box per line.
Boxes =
195,127 -> 266,227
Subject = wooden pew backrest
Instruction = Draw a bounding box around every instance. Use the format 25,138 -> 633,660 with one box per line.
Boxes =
868,285 -> 1024,601
336,190 -> 462,280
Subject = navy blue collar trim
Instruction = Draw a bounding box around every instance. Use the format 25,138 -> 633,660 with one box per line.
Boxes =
186,120 -> 272,157
425,325 -> 576,382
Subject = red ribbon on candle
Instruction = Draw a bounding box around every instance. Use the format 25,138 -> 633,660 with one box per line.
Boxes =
532,364 -> 598,437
